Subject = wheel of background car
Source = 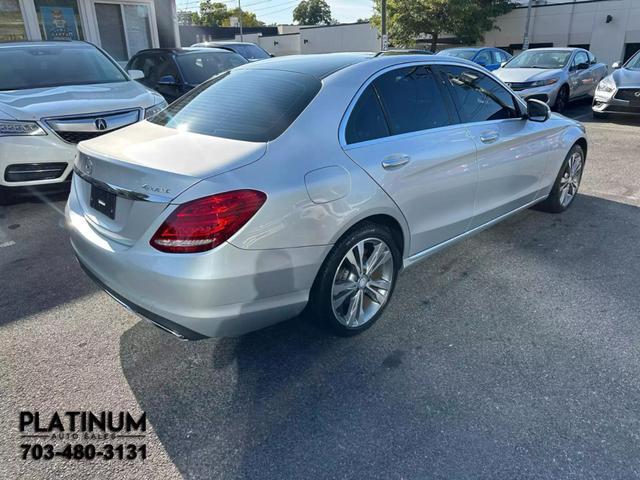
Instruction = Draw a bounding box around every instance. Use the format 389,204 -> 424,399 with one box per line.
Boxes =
537,144 -> 585,213
307,222 -> 400,336
553,86 -> 569,113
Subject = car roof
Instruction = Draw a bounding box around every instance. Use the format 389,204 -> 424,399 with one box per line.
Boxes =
132,47 -> 233,56
197,41 -> 255,46
0,40 -> 94,49
525,47 -> 580,52
240,52 -> 375,79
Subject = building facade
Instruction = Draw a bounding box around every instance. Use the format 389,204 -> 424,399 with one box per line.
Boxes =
482,0 -> 640,67
0,0 -> 180,62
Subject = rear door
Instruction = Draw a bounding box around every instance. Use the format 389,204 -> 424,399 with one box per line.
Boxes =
341,64 -> 479,256
435,64 -> 549,227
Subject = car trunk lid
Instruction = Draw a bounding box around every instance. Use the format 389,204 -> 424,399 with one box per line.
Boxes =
74,121 -> 267,245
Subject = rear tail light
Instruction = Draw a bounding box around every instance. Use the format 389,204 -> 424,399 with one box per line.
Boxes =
150,190 -> 266,253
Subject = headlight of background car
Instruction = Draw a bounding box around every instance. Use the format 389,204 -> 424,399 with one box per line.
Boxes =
0,120 -> 46,137
144,100 -> 168,119
596,76 -> 616,93
530,78 -> 559,88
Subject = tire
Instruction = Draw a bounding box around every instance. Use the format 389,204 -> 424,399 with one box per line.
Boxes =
537,144 -> 585,213
0,186 -> 11,206
553,85 -> 570,113
307,222 -> 401,336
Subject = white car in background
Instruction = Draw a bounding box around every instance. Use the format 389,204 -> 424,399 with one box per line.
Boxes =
0,41 -> 166,204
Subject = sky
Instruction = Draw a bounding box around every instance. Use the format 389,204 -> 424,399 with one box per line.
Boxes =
176,0 -> 375,25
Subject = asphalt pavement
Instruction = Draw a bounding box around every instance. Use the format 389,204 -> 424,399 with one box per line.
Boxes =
1,99 -> 640,479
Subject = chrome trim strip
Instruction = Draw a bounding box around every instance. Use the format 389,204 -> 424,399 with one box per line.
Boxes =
402,196 -> 548,270
73,167 -> 169,203
47,110 -> 140,133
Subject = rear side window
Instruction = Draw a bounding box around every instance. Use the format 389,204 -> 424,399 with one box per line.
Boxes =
345,85 -> 389,144
373,66 -> 451,135
438,65 -> 519,123
150,69 -> 321,142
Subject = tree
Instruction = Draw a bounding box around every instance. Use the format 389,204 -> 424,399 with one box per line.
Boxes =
372,0 -> 514,51
293,0 -> 332,25
225,7 -> 265,27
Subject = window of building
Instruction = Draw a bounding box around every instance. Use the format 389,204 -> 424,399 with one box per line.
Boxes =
0,0 -> 27,41
95,2 -> 152,63
33,0 -> 84,40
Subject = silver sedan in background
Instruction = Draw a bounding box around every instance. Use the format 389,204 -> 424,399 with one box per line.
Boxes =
66,54 -> 587,340
494,47 -> 607,113
593,49 -> 640,118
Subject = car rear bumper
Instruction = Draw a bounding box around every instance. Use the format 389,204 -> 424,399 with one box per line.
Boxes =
0,134 -> 76,187
66,186 -> 329,338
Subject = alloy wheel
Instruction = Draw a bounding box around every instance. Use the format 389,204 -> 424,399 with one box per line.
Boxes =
331,238 -> 394,328
559,150 -> 583,207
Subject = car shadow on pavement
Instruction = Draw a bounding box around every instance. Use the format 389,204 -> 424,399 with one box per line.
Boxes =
120,194 -> 640,480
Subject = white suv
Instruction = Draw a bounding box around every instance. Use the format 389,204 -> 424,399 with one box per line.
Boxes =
0,41 -> 166,204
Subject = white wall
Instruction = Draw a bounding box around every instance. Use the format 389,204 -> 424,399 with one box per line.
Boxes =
259,34 -> 301,56
482,0 -> 640,67
300,22 -> 379,54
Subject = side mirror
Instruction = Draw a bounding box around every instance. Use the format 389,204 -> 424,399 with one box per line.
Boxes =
526,98 -> 550,122
128,69 -> 145,81
577,62 -> 589,70
157,75 -> 177,86
612,61 -> 621,69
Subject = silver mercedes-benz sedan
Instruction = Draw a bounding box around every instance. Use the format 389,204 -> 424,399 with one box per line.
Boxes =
66,53 -> 588,340
593,49 -> 640,118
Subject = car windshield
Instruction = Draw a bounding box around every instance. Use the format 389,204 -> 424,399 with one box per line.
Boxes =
625,52 -> 640,70
0,44 -> 127,91
438,49 -> 477,60
505,50 -> 572,69
149,68 -> 321,142
227,44 -> 270,61
176,51 -> 247,85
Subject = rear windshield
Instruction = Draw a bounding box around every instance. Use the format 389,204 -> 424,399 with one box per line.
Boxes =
149,68 -> 321,142
0,45 -> 127,91
176,51 -> 247,85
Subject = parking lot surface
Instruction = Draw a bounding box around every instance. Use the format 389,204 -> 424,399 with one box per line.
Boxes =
2,100 -> 640,479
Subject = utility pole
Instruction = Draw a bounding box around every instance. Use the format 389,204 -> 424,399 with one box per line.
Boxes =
381,0 -> 387,51
238,0 -> 244,42
522,0 -> 533,51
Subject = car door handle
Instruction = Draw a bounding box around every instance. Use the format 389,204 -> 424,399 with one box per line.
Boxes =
382,154 -> 410,169
479,132 -> 499,144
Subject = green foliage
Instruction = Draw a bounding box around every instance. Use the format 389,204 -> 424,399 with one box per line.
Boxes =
372,0 -> 515,50
186,0 -> 265,27
293,0 -> 332,25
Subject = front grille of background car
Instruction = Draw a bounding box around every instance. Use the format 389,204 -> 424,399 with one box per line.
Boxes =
4,162 -> 68,182
506,82 -> 534,91
46,109 -> 140,145
614,89 -> 640,101
56,131 -> 107,144
605,105 -> 640,114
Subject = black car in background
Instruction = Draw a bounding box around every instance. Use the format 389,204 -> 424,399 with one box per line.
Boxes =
125,47 -> 247,103
190,41 -> 272,62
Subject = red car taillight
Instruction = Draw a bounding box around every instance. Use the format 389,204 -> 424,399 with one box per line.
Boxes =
150,190 -> 266,253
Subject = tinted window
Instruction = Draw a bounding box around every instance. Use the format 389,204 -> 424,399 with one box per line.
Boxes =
0,45 -> 126,90
439,65 -> 519,123
573,51 -> 589,68
150,69 -> 321,142
228,44 -> 270,61
128,53 -> 166,87
345,85 -> 389,144
373,66 -> 451,135
176,52 -> 246,85
438,49 -> 476,60
475,50 -> 492,65
588,51 -> 596,64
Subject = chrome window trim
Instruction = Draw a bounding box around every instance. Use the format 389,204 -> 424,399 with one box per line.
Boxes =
338,60 -> 527,149
73,166 -> 171,203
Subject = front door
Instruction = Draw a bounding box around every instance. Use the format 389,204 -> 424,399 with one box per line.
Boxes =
435,64 -> 549,227
341,65 -> 479,256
